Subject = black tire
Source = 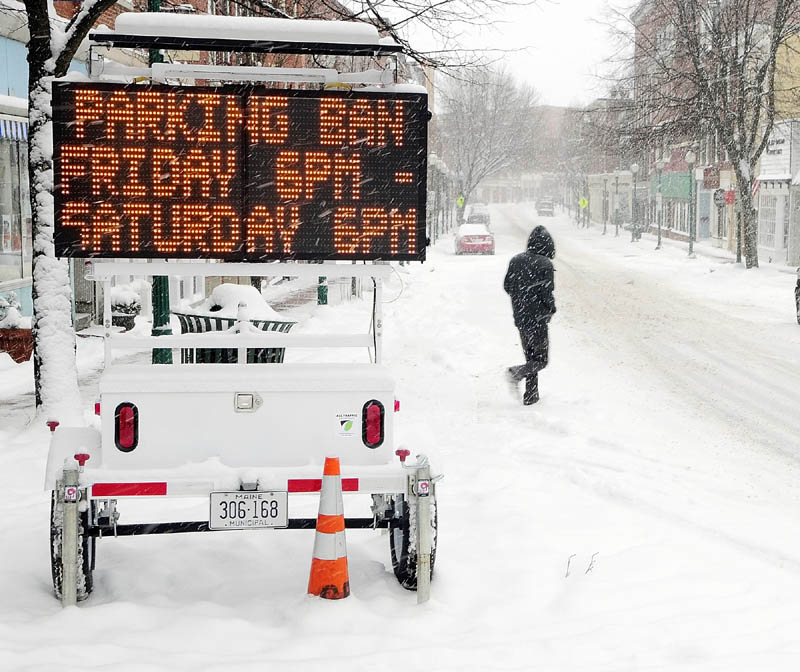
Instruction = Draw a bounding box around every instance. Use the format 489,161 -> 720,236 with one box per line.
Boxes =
50,491 -> 95,601
389,493 -> 437,591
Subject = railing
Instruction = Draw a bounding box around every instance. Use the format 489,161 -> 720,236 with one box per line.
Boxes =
88,262 -> 391,367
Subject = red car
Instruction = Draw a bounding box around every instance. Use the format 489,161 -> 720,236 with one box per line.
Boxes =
455,223 -> 495,255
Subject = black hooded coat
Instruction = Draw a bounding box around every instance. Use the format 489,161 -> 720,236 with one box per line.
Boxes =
503,226 -> 556,329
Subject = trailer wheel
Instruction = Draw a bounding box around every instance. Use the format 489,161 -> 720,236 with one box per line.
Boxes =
50,491 -> 95,601
389,493 -> 437,591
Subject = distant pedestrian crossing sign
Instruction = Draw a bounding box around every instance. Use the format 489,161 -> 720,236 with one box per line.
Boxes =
579,197 -> 588,209
457,195 -> 465,208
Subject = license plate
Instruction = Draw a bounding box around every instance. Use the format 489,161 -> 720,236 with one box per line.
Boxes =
209,491 -> 288,530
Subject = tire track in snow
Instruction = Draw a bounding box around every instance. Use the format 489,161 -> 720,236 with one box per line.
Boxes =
492,204 -> 800,572
497,204 -> 800,468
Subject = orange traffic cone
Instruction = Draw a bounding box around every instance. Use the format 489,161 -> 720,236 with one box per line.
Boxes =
307,457 -> 350,599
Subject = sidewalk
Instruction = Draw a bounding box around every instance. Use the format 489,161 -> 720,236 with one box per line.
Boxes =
580,216 -> 800,273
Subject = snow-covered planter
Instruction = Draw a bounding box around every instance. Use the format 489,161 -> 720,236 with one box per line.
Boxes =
173,283 -> 295,364
110,285 -> 142,331
0,292 -> 33,363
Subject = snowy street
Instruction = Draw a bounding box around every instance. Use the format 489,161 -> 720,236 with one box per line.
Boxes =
3,204 -> 800,670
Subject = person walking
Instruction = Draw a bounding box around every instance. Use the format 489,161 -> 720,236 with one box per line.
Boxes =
504,225 -> 556,405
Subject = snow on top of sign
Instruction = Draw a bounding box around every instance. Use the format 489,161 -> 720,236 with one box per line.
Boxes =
114,13 -> 382,45
181,283 -> 284,321
361,83 -> 428,94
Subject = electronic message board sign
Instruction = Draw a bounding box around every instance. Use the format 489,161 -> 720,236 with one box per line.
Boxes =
52,82 -> 428,261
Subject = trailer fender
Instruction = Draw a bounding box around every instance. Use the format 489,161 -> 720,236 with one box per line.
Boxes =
44,427 -> 102,491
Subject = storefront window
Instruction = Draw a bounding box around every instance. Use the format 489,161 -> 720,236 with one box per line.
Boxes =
783,195 -> 790,250
0,126 -> 31,285
758,194 -> 777,248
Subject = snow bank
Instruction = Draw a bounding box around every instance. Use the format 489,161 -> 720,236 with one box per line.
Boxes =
0,307 -> 30,329
182,283 -> 284,321
114,13 -> 382,45
0,292 -> 30,328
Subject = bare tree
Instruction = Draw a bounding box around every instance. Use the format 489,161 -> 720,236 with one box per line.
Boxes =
613,0 -> 800,268
300,0 -> 538,68
438,67 -> 539,210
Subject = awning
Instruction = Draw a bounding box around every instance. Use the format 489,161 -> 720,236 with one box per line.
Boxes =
0,117 -> 28,141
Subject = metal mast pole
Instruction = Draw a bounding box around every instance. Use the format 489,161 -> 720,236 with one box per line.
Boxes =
148,0 -> 173,364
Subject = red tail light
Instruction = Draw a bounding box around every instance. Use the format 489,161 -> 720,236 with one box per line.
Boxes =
115,402 -> 139,452
362,400 -> 384,449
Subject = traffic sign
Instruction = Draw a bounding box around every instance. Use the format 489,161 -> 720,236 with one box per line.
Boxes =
456,195 -> 465,208
578,197 -> 588,209
713,188 -> 726,208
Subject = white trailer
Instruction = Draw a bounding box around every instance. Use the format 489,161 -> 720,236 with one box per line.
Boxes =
46,261 -> 439,605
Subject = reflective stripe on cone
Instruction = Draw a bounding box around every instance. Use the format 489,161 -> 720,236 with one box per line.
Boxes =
308,457 -> 350,599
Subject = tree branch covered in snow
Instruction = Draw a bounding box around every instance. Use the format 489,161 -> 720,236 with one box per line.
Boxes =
55,0 -> 119,74
301,0 -> 539,68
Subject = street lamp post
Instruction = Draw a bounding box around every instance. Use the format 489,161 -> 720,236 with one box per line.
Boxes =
686,148 -> 697,257
614,172 -> 621,236
603,177 -> 608,235
655,155 -> 666,250
630,163 -> 639,241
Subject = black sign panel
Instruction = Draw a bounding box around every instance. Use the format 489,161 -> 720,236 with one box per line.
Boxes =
52,82 -> 428,261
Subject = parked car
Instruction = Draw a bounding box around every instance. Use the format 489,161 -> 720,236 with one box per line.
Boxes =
464,203 -> 491,227
536,198 -> 554,216
466,211 -> 492,228
455,222 -> 495,255
467,202 -> 488,216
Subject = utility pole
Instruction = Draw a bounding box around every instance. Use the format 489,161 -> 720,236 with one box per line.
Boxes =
149,0 -> 172,364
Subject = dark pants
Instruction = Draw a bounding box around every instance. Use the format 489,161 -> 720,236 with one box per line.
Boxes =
509,324 -> 549,402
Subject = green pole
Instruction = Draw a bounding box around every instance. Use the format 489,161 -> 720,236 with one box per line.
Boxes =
149,0 -> 172,363
688,162 -> 695,257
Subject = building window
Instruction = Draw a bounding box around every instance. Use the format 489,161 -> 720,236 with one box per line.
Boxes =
0,121 -> 31,287
783,195 -> 790,249
759,194 -> 777,248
